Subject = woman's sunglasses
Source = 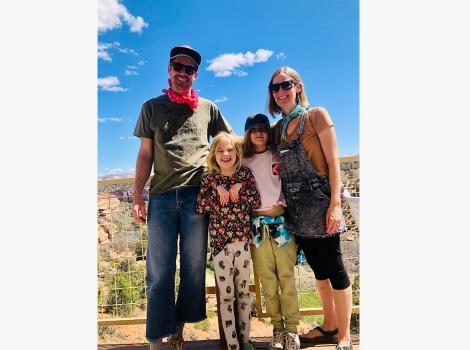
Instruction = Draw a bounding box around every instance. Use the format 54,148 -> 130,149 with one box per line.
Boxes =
171,61 -> 198,75
269,80 -> 298,93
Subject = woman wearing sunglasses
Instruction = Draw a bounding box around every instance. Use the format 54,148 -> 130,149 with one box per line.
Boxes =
267,67 -> 353,350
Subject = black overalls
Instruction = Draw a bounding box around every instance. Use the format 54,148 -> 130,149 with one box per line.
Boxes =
277,113 -> 346,238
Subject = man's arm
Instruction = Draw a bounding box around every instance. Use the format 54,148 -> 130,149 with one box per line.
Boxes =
132,137 -> 154,224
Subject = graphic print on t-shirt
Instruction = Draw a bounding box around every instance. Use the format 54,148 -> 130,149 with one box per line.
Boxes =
271,162 -> 280,176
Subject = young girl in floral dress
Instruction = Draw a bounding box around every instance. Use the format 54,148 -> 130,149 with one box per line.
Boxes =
196,132 -> 260,350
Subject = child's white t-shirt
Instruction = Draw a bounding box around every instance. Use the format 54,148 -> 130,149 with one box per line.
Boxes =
242,149 -> 286,212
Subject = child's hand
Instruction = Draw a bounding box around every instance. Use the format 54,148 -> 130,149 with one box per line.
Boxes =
216,185 -> 230,206
229,183 -> 242,203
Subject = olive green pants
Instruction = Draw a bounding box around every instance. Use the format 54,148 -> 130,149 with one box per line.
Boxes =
251,236 -> 299,333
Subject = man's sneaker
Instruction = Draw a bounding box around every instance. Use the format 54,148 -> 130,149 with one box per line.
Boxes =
269,329 -> 285,349
284,332 -> 300,350
167,335 -> 184,350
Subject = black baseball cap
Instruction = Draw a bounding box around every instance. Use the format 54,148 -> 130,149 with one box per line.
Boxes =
170,45 -> 201,67
245,113 -> 270,132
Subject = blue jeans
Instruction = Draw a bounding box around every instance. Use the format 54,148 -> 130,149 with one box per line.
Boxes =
146,186 -> 208,341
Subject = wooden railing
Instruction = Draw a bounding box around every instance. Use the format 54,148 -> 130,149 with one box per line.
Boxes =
97,155 -> 360,332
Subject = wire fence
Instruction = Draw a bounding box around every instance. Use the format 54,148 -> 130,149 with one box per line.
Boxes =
97,156 -> 359,327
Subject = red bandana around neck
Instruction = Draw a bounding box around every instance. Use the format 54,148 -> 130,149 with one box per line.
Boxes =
162,79 -> 199,110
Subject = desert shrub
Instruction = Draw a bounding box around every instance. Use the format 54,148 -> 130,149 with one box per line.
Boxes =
133,264 -> 147,299
119,257 -> 136,272
98,326 -> 115,336
194,318 -> 210,331
105,271 -> 140,316
351,274 -> 360,333
119,258 -> 146,297
135,229 -> 148,260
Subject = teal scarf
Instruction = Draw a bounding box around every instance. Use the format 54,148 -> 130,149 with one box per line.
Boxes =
281,104 -> 307,141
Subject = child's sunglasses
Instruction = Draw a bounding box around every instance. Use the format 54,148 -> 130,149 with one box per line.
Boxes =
171,61 -> 198,75
269,80 -> 298,93
249,127 -> 269,134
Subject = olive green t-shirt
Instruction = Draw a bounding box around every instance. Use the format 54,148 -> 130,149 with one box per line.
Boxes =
133,95 -> 232,194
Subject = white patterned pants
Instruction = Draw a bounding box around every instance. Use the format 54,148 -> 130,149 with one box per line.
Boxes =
213,241 -> 252,350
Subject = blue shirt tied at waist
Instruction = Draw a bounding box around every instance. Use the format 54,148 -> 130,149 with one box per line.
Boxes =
251,215 -> 291,248
251,214 -> 306,265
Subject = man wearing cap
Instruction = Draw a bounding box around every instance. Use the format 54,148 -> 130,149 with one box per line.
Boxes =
132,45 -> 232,350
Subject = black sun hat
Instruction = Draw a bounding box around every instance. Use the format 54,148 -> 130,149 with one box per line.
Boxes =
170,45 -> 201,67
245,113 -> 270,132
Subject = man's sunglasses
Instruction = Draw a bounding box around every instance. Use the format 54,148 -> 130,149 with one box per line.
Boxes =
171,61 -> 198,75
269,80 -> 298,93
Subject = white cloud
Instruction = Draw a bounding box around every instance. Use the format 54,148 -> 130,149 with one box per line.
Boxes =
127,65 -> 137,69
138,60 -> 145,66
98,41 -> 139,62
119,135 -> 136,140
98,76 -> 119,86
276,52 -> 286,59
98,76 -> 128,92
98,42 -> 115,50
98,117 -> 123,123
98,0 -> 148,34
214,96 -> 228,103
126,15 -> 147,33
98,42 -> 116,61
98,50 -> 112,61
124,70 -> 139,76
118,47 -> 138,55
207,49 -> 274,77
119,136 -> 125,140
106,86 -> 128,92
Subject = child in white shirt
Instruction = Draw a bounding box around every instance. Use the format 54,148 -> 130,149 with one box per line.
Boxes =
241,114 -> 300,350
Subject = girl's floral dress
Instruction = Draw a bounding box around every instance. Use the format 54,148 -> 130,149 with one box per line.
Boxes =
196,166 -> 261,258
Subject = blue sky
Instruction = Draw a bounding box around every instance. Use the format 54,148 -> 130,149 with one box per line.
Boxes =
98,0 -> 359,178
